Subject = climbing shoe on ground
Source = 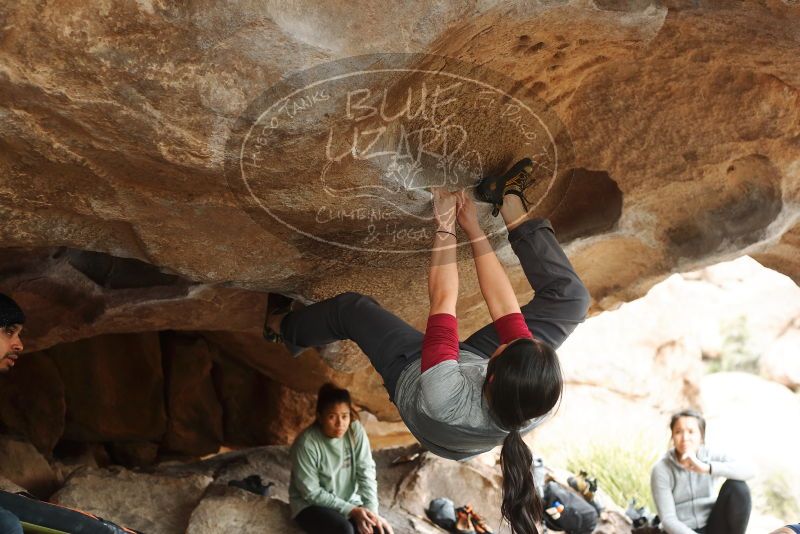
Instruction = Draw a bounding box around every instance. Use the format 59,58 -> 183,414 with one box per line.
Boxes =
475,157 -> 535,216
263,293 -> 294,343
455,506 -> 477,534
463,504 -> 493,534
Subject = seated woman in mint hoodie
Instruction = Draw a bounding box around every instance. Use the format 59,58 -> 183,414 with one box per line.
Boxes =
290,383 -> 392,534
651,410 -> 755,534
268,159 -> 591,534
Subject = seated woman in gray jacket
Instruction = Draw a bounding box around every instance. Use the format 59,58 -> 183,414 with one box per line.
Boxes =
650,410 -> 755,534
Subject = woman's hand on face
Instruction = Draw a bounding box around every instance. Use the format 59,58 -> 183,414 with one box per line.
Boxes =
456,190 -> 481,238
680,452 -> 711,474
432,187 -> 458,233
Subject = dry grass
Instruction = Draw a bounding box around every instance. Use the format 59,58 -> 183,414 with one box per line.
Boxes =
566,435 -> 662,512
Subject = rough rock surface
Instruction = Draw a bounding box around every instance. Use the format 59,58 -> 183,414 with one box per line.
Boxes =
48,445 -> 628,534
1,0 -> 798,349
0,0 -> 799,458
50,332 -> 167,443
554,256 -> 800,417
759,317 -> 800,390
0,436 -> 58,497
162,332 -> 224,456
395,453 -> 502,527
0,2 -> 799,528
0,327 -> 400,461
0,475 -> 25,494
202,331 -> 399,421
51,468 -> 213,534
212,353 -> 316,446
186,486 -> 303,534
0,353 -> 65,454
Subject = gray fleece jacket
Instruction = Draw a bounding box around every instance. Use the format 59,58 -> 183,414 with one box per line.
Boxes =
650,447 -> 755,534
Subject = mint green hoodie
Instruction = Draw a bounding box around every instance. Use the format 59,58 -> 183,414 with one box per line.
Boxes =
289,420 -> 378,518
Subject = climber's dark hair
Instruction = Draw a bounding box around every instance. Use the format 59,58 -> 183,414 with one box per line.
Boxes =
670,409 -> 706,440
316,382 -> 359,422
484,337 -> 563,534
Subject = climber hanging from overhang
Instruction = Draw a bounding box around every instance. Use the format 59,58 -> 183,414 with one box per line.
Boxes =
263,158 -> 591,534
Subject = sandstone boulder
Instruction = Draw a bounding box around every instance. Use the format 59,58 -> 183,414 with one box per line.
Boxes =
0,1 -> 798,365
51,468 -> 213,534
212,355 -> 316,446
0,436 -> 58,497
759,320 -> 800,390
557,256 -> 800,414
395,453 -> 502,528
186,482 -> 443,534
106,441 -> 160,468
0,352 -> 65,455
0,475 -> 25,494
49,332 -> 167,443
557,284 -> 707,412
186,485 -> 302,534
162,332 -> 224,456
202,331 -> 401,422
0,2 -> 799,530
0,248 -> 270,353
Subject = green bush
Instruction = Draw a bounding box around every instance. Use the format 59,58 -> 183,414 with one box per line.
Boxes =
708,315 -> 760,374
566,436 -> 662,512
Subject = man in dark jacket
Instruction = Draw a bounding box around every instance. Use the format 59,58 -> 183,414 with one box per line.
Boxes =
0,292 -> 25,534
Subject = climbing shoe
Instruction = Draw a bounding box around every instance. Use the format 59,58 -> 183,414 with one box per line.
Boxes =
475,157 -> 535,216
454,506 -> 476,534
463,504 -> 493,534
262,293 -> 294,343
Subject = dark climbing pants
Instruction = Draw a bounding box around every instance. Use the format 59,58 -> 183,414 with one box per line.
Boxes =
698,480 -> 751,534
295,505 -> 383,534
0,506 -> 22,534
280,218 -> 590,401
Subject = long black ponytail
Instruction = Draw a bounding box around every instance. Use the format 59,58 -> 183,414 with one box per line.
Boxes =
485,338 -> 563,534
500,429 -> 540,532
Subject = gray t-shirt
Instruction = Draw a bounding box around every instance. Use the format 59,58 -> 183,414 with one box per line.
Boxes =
394,349 -> 547,461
